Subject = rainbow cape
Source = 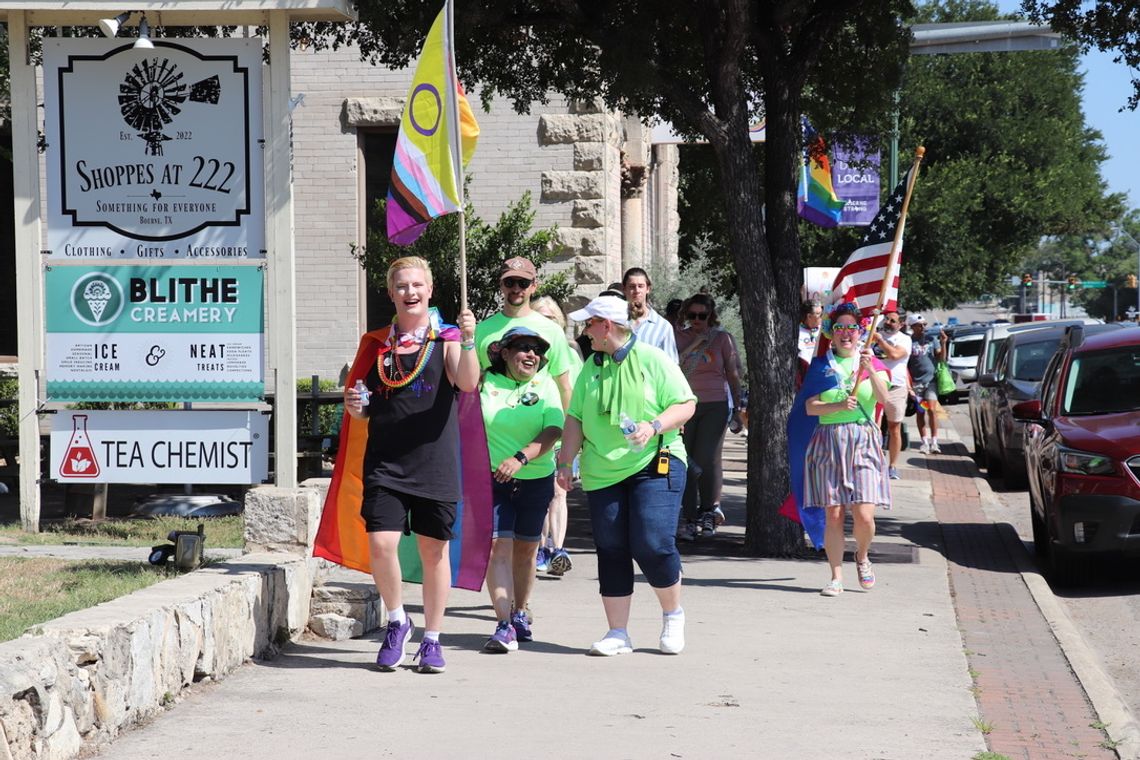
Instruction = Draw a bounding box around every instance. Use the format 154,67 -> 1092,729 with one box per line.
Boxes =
312,317 -> 492,591
797,120 -> 846,228
781,353 -> 887,549
386,2 -> 480,246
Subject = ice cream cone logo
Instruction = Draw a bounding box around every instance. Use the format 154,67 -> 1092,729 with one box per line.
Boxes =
70,272 -> 124,326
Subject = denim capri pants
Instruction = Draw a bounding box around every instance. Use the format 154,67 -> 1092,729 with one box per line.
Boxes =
585,456 -> 687,596
492,474 -> 555,541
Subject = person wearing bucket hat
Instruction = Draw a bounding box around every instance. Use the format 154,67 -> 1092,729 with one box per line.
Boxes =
474,257 -> 575,412
558,294 -> 697,656
478,326 -> 564,652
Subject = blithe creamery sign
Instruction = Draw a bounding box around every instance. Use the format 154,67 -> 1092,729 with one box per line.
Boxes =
44,39 -> 264,259
45,264 -> 265,402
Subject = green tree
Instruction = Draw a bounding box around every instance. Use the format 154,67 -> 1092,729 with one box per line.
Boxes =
1022,0 -> 1140,109
314,0 -> 912,556
352,189 -> 571,323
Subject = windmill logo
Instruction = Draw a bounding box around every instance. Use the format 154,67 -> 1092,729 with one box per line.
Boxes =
70,272 -> 125,327
119,57 -> 220,156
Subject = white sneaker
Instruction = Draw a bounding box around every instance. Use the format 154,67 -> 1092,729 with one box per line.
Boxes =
929,441 -> 942,454
588,630 -> 633,656
919,440 -> 931,455
659,611 -> 685,654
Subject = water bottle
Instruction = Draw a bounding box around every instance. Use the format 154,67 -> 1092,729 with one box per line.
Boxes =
619,412 -> 644,452
353,379 -> 371,409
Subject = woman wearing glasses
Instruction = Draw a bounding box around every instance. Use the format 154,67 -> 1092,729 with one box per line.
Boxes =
674,294 -> 744,540
558,294 -> 696,656
479,327 -> 565,652
801,302 -> 892,597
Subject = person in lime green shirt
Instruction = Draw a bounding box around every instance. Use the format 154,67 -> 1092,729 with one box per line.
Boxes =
474,257 -> 574,411
479,327 -> 564,653
557,295 -> 696,657
803,302 -> 892,599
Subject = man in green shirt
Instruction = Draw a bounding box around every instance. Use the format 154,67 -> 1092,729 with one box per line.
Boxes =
475,257 -> 574,410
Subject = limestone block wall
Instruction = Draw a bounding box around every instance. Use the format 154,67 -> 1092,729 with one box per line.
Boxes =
0,554 -> 314,760
537,103 -> 624,305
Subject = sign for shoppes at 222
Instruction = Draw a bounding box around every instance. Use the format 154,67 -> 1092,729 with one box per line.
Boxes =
45,264 -> 264,402
43,38 -> 264,259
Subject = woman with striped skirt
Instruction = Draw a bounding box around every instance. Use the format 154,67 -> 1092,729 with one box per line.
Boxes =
803,302 -> 892,597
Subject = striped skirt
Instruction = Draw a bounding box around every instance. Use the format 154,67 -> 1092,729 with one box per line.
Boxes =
803,421 -> 891,509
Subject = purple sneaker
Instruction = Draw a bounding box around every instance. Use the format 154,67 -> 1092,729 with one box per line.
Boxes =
535,546 -> 550,573
484,620 -> 518,653
510,609 -> 533,643
375,617 -> 415,671
414,638 -> 447,672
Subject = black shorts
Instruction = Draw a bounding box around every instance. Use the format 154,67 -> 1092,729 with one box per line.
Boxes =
361,484 -> 456,540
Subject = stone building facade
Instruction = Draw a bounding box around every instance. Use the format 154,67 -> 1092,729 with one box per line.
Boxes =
289,46 -> 679,381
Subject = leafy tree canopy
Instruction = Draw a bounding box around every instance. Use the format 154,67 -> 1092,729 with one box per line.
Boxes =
681,0 -> 1124,311
1021,0 -> 1140,110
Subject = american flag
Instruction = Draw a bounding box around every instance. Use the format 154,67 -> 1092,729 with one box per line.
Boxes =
829,166 -> 914,313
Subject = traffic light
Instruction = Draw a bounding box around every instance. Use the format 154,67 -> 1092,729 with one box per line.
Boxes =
1067,275 -> 1080,291
1021,272 -> 1033,287
1127,273 -> 1138,289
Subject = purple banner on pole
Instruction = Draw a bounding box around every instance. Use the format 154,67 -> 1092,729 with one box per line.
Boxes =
832,141 -> 880,227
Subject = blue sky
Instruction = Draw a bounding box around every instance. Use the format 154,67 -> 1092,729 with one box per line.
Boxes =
996,1 -> 1138,210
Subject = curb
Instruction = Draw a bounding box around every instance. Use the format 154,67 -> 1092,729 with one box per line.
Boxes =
974,473 -> 1140,760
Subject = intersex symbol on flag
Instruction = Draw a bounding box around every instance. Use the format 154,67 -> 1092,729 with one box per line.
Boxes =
386,2 -> 480,246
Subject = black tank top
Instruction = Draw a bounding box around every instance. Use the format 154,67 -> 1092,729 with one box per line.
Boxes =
362,339 -> 460,501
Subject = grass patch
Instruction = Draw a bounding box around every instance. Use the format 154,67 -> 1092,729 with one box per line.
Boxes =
972,753 -> 1011,760
970,715 -> 995,735
0,557 -> 176,642
0,516 -> 244,548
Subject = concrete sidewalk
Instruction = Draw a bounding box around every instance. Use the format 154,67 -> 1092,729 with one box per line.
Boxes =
91,434 -> 985,760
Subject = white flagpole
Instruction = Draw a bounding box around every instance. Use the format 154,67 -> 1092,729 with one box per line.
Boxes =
443,0 -> 468,313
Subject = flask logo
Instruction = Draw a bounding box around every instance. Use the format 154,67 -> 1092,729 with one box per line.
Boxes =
70,272 -> 124,326
59,414 -> 101,479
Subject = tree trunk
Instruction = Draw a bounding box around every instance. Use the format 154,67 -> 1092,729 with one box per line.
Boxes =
708,82 -> 803,557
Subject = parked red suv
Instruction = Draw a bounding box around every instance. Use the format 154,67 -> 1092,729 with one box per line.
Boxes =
1014,324 -> 1140,582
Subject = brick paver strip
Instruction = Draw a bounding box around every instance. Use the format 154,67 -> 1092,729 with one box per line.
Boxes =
928,447 -> 1115,759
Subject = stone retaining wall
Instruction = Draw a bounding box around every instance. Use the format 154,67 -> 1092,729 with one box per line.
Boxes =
0,553 -> 314,760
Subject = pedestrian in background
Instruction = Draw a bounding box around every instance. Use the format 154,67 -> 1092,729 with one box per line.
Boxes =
872,309 -> 911,479
675,294 -> 743,539
530,295 -> 582,576
623,267 -> 679,361
802,302 -> 891,597
906,313 -> 946,454
558,294 -> 696,656
478,327 -> 564,653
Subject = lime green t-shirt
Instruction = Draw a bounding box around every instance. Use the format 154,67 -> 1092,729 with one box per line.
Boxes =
568,342 -> 696,491
480,370 -> 565,478
817,354 -> 886,425
474,311 -> 573,382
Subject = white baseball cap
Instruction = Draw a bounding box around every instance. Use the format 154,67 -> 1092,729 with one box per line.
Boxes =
568,295 -> 630,327
906,313 -> 927,327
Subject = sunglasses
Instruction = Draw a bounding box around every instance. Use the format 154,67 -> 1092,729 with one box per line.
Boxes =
884,319 -> 900,326
509,342 -> 547,356
687,311 -> 709,321
502,277 -> 533,290
832,324 -> 861,333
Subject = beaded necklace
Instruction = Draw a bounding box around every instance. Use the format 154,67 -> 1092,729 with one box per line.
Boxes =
377,315 -> 437,397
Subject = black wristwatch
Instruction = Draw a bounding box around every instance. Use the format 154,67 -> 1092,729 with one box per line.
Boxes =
650,419 -> 663,434
513,451 -> 529,466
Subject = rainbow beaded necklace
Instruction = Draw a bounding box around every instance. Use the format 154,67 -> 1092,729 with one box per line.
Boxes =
377,312 -> 439,395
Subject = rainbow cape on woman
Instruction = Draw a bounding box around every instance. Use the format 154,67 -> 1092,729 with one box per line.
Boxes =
781,353 -> 887,549
312,314 -> 492,591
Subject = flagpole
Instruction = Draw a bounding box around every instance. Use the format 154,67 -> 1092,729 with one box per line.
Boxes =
851,146 -> 924,395
443,0 -> 468,313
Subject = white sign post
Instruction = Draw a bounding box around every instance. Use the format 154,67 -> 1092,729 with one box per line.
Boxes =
44,39 -> 264,260
51,410 -> 269,485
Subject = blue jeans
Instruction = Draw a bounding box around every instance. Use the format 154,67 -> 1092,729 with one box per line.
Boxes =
492,475 -> 554,541
585,456 -> 687,596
